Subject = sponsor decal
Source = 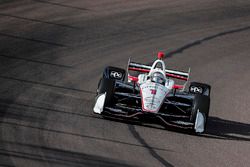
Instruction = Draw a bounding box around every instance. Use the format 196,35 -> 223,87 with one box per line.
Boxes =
190,86 -> 203,94
110,71 -> 122,79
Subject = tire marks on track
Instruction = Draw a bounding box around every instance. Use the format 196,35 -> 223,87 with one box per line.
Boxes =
0,55 -> 72,68
0,147 -> 136,167
0,98 -> 94,120
0,76 -> 95,94
128,125 -> 174,167
0,121 -> 172,153
32,0 -> 90,12
0,32 -> 66,47
0,13 -> 79,30
164,25 -> 250,58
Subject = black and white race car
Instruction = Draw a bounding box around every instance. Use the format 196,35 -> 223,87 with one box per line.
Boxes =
93,52 -> 211,134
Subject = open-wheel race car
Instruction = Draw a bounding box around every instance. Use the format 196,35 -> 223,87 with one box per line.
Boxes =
93,52 -> 211,134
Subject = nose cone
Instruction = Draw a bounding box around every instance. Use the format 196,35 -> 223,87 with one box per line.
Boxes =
157,52 -> 165,59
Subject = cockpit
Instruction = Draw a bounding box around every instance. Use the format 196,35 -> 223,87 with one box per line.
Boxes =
150,72 -> 166,85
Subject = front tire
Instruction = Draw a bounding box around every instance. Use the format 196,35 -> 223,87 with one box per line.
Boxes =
97,78 -> 115,107
190,94 -> 210,133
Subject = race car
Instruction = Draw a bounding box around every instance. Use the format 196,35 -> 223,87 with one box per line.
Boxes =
93,52 -> 211,134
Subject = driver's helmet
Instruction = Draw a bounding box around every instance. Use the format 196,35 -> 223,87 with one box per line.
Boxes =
151,72 -> 165,85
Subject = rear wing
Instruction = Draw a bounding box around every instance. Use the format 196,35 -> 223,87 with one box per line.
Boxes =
128,60 -> 190,81
127,59 -> 190,91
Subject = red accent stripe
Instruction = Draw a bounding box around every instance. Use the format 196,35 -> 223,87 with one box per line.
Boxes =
166,73 -> 188,81
172,84 -> 184,89
128,75 -> 138,82
128,67 -> 188,81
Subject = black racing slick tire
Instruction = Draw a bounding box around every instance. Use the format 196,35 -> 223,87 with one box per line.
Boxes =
190,94 -> 210,132
97,78 -> 115,107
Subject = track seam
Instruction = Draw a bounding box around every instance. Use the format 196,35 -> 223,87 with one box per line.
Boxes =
0,54 -> 72,68
0,75 -> 95,94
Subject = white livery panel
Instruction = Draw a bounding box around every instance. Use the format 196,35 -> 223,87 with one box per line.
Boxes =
140,82 -> 171,113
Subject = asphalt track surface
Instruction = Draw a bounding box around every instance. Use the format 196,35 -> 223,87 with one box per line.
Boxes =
0,0 -> 250,167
